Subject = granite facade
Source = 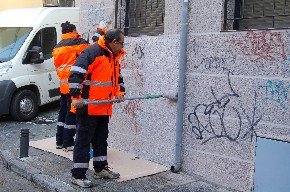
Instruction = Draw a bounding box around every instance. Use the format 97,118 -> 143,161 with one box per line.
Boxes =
80,0 -> 290,191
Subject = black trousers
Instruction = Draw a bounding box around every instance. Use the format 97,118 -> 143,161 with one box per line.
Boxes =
56,94 -> 76,147
71,114 -> 109,179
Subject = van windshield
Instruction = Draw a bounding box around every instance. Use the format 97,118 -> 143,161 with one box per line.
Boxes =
0,27 -> 32,62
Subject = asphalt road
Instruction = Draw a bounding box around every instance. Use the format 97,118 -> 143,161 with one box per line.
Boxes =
0,102 -> 59,191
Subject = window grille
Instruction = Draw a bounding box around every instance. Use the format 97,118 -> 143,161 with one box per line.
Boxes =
43,0 -> 75,7
115,0 -> 165,36
224,0 -> 290,30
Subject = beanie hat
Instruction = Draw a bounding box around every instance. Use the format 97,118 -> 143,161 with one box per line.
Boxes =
96,20 -> 107,34
61,21 -> 76,34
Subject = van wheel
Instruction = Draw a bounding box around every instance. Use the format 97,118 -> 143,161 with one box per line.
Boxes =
10,90 -> 38,121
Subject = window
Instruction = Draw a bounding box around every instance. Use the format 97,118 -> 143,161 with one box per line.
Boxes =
58,0 -> 75,6
224,0 -> 290,30
28,27 -> 57,60
43,0 -> 75,7
254,137 -> 290,192
115,0 -> 165,36
0,27 -> 32,62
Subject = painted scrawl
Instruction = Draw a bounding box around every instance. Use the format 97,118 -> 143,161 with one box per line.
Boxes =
258,80 -> 290,111
188,70 -> 262,144
82,0 -> 113,42
230,30 -> 286,62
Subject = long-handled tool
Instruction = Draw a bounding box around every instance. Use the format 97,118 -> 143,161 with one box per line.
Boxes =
79,93 -> 178,106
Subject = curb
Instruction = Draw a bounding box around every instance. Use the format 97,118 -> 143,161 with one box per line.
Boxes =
0,149 -> 74,192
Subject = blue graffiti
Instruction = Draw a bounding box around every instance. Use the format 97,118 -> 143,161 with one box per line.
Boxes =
259,80 -> 290,110
87,0 -> 106,27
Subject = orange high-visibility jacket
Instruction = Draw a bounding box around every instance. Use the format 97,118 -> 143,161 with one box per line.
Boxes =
69,36 -> 125,116
52,33 -> 89,94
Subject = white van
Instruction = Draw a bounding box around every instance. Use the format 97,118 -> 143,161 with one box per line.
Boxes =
0,7 -> 79,121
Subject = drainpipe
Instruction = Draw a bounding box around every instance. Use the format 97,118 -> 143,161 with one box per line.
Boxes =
171,0 -> 189,173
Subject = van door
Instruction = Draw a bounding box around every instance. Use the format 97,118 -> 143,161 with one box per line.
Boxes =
26,27 -> 60,105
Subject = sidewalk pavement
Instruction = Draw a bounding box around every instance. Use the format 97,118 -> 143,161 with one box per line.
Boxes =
0,146 -> 237,192
0,108 -> 237,192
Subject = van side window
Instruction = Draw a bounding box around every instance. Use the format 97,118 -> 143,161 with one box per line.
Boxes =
27,27 -> 57,61
42,27 -> 57,59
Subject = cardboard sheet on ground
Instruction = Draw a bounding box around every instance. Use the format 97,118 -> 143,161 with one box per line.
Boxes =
29,137 -> 168,182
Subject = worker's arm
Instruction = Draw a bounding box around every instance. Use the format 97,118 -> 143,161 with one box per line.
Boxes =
68,44 -> 99,97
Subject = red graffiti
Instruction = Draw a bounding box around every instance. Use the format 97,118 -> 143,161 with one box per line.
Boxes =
231,30 -> 286,62
122,54 -> 143,69
122,55 -> 144,88
135,70 -> 144,87
123,100 -> 142,132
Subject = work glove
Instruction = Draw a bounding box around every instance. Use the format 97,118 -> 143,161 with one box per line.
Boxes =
71,99 -> 84,108
115,95 -> 125,103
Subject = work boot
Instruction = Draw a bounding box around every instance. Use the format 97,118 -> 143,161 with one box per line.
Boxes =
94,166 -> 120,179
63,146 -> 74,152
71,177 -> 93,188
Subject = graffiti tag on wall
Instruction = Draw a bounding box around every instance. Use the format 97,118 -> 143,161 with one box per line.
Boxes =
194,55 -> 236,72
123,42 -> 146,87
122,100 -> 142,133
188,71 -> 262,144
82,0 -> 113,43
131,43 -> 145,59
258,80 -> 290,111
113,41 -> 147,133
230,30 -> 286,62
87,1 -> 105,27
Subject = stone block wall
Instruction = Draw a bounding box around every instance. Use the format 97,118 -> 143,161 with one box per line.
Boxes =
184,30 -> 290,191
80,0 -> 290,191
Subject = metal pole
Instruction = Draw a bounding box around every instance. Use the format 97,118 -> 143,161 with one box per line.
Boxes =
20,129 -> 29,158
124,0 -> 130,35
115,0 -> 119,29
78,94 -> 177,105
171,0 -> 189,173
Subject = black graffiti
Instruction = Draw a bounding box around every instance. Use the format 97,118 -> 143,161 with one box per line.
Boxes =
132,44 -> 145,59
188,71 -> 262,144
194,55 -> 236,71
240,92 -> 262,141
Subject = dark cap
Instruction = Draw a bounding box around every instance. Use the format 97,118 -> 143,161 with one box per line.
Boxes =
61,21 -> 76,34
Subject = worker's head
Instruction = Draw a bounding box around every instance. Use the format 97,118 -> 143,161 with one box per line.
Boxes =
61,21 -> 76,34
104,29 -> 124,55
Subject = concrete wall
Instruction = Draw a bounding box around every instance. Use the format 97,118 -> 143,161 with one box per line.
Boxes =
79,0 -> 181,167
80,0 -> 290,191
0,0 -> 42,11
183,0 -> 290,191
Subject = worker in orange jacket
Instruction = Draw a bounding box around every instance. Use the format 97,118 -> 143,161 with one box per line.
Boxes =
68,29 -> 125,188
52,21 -> 89,152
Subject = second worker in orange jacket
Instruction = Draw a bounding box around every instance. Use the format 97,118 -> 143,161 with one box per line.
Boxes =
52,21 -> 89,151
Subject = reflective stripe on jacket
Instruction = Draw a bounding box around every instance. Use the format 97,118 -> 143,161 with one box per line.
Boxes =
52,33 -> 89,94
69,36 -> 125,115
